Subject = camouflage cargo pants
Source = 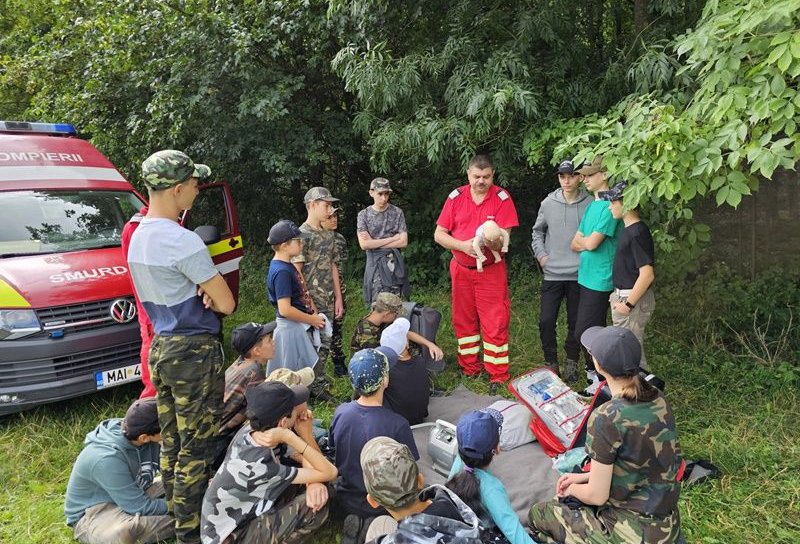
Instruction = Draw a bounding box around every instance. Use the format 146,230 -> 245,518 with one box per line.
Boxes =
331,314 -> 346,368
150,334 -> 224,544
528,499 -> 682,544
236,488 -> 329,544
310,305 -> 334,395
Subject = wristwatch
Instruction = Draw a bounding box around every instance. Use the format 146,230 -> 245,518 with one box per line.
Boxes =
624,300 -> 636,309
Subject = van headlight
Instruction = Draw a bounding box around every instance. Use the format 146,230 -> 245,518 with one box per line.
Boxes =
0,309 -> 41,340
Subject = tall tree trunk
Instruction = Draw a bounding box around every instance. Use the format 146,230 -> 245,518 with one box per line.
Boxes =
634,0 -> 649,36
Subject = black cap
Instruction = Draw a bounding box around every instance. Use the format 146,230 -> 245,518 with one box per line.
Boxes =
122,397 -> 160,439
231,321 -> 277,356
598,181 -> 628,202
245,381 -> 310,428
267,219 -> 310,245
580,326 -> 641,377
555,159 -> 576,174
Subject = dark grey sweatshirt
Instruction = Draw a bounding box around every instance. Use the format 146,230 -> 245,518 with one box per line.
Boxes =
531,188 -> 591,281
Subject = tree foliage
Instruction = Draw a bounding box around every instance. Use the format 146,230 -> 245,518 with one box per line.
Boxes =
0,0 -> 369,239
526,0 -> 800,267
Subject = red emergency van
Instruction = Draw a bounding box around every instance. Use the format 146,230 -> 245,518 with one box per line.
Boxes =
0,121 -> 242,415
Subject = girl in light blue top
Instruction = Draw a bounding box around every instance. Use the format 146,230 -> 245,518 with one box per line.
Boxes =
446,409 -> 537,544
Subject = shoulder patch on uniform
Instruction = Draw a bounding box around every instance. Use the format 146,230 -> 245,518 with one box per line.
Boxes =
497,189 -> 509,201
448,188 -> 461,200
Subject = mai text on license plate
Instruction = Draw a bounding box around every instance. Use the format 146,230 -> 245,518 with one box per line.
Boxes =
96,364 -> 141,389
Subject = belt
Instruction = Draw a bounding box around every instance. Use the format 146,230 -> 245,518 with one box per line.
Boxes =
614,288 -> 633,298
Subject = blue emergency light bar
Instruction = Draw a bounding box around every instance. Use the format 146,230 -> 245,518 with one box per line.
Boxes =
0,121 -> 77,136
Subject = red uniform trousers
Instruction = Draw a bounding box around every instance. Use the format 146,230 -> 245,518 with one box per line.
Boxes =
449,258 -> 511,382
139,318 -> 157,398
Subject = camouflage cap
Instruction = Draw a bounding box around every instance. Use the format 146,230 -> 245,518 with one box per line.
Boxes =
372,292 -> 403,314
141,149 -> 211,189
303,186 -> 340,203
576,155 -> 606,176
370,177 -> 393,192
598,181 -> 628,202
361,436 -> 420,510
267,367 -> 315,387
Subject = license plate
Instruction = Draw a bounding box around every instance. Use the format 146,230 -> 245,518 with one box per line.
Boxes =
95,364 -> 141,389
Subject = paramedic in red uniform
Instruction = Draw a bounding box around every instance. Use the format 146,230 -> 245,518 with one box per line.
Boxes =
121,206 -> 157,398
434,155 -> 519,392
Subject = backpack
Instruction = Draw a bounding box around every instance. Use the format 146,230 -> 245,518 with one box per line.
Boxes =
508,367 -> 610,457
380,485 -> 483,544
401,302 -> 444,373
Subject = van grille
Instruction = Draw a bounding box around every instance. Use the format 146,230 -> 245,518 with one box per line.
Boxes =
0,341 -> 141,387
36,298 -> 135,333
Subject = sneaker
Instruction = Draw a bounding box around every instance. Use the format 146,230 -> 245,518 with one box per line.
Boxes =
563,359 -> 579,383
582,380 -> 601,397
342,514 -> 362,544
544,361 -> 560,377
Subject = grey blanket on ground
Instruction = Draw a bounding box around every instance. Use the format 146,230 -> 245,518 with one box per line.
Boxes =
411,385 -> 559,524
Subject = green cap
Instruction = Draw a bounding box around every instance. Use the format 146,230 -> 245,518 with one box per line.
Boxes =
141,149 -> 211,189
303,186 -> 339,203
372,292 -> 403,314
360,436 -> 420,510
576,155 -> 606,176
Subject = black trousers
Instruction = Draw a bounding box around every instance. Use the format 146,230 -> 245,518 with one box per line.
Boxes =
539,280 -> 581,364
574,285 -> 612,371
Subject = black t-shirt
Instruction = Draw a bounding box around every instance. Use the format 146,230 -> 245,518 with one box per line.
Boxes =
612,221 -> 654,289
383,355 -> 430,425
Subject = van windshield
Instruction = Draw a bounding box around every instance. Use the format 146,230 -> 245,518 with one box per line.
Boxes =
0,190 -> 146,257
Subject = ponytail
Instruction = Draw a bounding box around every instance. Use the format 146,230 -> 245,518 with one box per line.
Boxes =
618,373 -> 658,402
445,449 -> 494,518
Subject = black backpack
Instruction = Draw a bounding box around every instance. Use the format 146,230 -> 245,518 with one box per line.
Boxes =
401,301 -> 444,373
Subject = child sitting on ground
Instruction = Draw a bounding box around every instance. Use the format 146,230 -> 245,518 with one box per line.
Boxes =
447,409 -> 536,544
329,348 -> 420,544
472,220 -> 509,271
380,318 -> 431,425
351,291 -> 444,362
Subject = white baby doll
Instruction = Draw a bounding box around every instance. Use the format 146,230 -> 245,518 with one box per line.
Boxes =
472,220 -> 509,271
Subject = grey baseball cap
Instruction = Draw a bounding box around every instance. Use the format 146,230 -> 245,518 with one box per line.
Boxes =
581,326 -> 641,377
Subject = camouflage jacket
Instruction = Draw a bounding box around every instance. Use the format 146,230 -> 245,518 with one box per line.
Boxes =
200,424 -> 297,544
219,357 -> 265,435
292,222 -> 338,312
585,393 -> 682,517
350,315 -> 386,353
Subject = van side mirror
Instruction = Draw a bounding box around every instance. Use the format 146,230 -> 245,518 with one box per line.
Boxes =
194,225 -> 220,245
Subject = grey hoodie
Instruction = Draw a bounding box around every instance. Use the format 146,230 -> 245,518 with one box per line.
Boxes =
531,188 -> 591,281
64,418 -> 165,525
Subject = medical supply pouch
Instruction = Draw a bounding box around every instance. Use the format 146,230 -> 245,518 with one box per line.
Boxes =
508,367 -> 609,457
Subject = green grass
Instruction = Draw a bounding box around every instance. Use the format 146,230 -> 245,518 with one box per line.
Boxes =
1,252 -> 798,543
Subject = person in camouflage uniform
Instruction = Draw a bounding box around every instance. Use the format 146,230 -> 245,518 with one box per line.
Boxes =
528,326 -> 683,544
359,436 -> 483,544
351,292 -> 444,362
201,381 -> 337,544
322,207 -> 349,377
127,150 -> 236,544
292,187 -> 343,387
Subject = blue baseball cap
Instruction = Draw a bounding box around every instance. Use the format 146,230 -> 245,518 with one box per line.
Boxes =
555,158 -> 576,174
456,409 -> 504,459
267,219 -> 310,245
349,348 -> 395,394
